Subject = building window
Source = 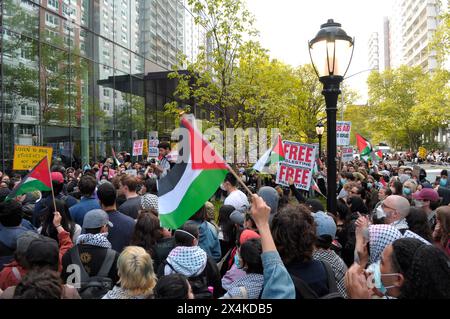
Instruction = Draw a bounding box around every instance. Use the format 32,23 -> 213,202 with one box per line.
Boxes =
45,13 -> 60,26
18,125 -> 34,135
104,89 -> 110,97
21,105 -> 35,116
48,0 -> 59,10
103,103 -> 111,111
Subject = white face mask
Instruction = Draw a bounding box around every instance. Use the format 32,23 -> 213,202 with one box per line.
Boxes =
376,205 -> 386,219
414,199 -> 426,208
220,183 -> 226,191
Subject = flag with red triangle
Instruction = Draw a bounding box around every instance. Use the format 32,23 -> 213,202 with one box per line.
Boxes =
253,134 -> 285,172
374,150 -> 383,161
355,133 -> 372,157
158,115 -> 228,229
6,156 -> 52,201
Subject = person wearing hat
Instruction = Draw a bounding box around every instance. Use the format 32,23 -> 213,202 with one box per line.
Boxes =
412,188 -> 441,231
61,209 -> 119,287
312,211 -> 348,298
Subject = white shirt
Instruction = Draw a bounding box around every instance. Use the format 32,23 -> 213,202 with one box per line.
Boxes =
224,189 -> 249,211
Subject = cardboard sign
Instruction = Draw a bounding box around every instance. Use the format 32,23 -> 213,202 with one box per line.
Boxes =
13,145 -> 53,170
276,162 -> 313,191
282,141 -> 317,170
133,140 -> 144,156
341,146 -> 354,163
337,121 -> 351,146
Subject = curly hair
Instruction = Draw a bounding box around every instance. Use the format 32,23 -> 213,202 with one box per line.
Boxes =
436,206 -> 450,250
130,210 -> 163,257
13,269 -> 62,299
271,204 -> 317,264
391,238 -> 450,299
405,208 -> 432,242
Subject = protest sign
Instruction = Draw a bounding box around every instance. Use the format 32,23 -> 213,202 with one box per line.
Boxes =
133,140 -> 144,156
143,139 -> 148,156
13,145 -> 53,170
276,162 -> 313,191
337,121 -> 351,146
341,146 -> 354,163
148,138 -> 159,158
282,141 -> 317,170
125,169 -> 137,176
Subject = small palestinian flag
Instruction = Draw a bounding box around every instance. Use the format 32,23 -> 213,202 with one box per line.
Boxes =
253,134 -> 285,172
356,134 -> 372,157
6,156 -> 52,201
374,150 -> 383,161
158,116 -> 228,229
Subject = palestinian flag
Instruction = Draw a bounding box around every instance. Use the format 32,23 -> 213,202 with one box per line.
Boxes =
111,147 -> 121,168
374,150 -> 383,161
253,134 -> 285,172
158,116 -> 228,229
356,134 -> 372,157
6,156 -> 52,201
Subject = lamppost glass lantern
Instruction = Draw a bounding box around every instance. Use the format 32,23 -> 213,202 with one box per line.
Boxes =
308,19 -> 354,80
309,19 -> 354,215
315,122 -> 325,136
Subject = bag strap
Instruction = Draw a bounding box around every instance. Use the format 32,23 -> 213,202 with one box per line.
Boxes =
69,245 -> 90,282
12,267 -> 22,281
97,249 -> 116,278
217,248 -> 232,270
320,261 -> 338,294
290,275 -> 319,299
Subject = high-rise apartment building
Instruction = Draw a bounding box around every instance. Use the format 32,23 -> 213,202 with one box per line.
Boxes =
368,32 -> 380,71
0,0 -> 205,170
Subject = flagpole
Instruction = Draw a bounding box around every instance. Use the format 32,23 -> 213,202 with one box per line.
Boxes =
226,164 -> 253,196
47,155 -> 57,212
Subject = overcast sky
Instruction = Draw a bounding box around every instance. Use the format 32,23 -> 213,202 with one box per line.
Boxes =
245,0 -> 394,103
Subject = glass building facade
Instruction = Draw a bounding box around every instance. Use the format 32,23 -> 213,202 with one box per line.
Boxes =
0,0 -> 206,171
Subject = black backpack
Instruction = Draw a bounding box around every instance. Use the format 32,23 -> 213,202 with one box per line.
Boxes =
291,261 -> 343,299
164,260 -> 213,299
70,246 -> 115,299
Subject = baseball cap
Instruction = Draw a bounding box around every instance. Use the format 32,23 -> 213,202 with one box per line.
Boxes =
51,172 -> 64,184
412,188 -> 439,202
305,199 -> 325,213
257,186 -> 279,215
25,236 -> 59,267
312,211 -> 337,239
230,209 -> 245,226
82,209 -> 113,230
239,229 -> 260,245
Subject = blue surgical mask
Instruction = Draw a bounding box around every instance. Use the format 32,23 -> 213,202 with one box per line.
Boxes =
440,179 -> 448,187
367,261 -> 399,296
403,187 -> 411,196
340,178 -> 347,185
367,183 -> 373,190
234,253 -> 242,269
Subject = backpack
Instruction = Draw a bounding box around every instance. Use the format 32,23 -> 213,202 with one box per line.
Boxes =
70,246 -> 115,299
291,261 -> 343,299
164,260 -> 213,299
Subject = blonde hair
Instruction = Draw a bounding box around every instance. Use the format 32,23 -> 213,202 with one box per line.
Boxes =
403,180 -> 417,193
117,246 -> 157,297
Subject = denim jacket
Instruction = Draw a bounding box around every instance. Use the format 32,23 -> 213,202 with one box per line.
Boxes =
261,251 -> 295,299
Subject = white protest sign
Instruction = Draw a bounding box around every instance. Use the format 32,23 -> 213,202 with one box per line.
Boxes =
133,140 -> 144,156
282,141 -> 317,170
276,162 -> 313,191
341,146 -> 354,163
337,121 -> 351,146
125,169 -> 137,176
148,139 -> 159,158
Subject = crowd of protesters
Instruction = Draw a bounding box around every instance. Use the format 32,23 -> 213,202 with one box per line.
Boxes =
0,142 -> 449,300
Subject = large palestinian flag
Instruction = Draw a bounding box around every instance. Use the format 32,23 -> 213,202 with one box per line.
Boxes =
158,116 -> 228,229
6,156 -> 52,201
253,134 -> 285,172
355,134 -> 372,157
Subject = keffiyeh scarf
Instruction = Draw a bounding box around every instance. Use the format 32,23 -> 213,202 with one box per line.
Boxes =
165,246 -> 207,277
369,225 -> 402,264
76,233 -> 112,249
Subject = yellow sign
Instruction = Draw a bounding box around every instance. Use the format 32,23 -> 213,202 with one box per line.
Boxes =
143,139 -> 148,156
418,147 -> 427,159
13,145 -> 53,170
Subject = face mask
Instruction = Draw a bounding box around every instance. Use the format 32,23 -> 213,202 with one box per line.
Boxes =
220,183 -> 226,191
440,179 -> 448,187
340,178 -> 347,185
367,261 -> 399,296
414,199 -> 425,208
234,253 -> 242,269
403,187 -> 411,196
376,205 -> 386,219
367,183 -> 373,190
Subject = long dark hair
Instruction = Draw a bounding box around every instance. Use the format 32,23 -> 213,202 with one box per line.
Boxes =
218,205 -> 237,245
40,199 -> 76,242
405,208 -> 432,242
130,209 -> 163,257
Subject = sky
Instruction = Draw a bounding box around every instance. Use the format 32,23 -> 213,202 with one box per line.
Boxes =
245,0 -> 394,104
